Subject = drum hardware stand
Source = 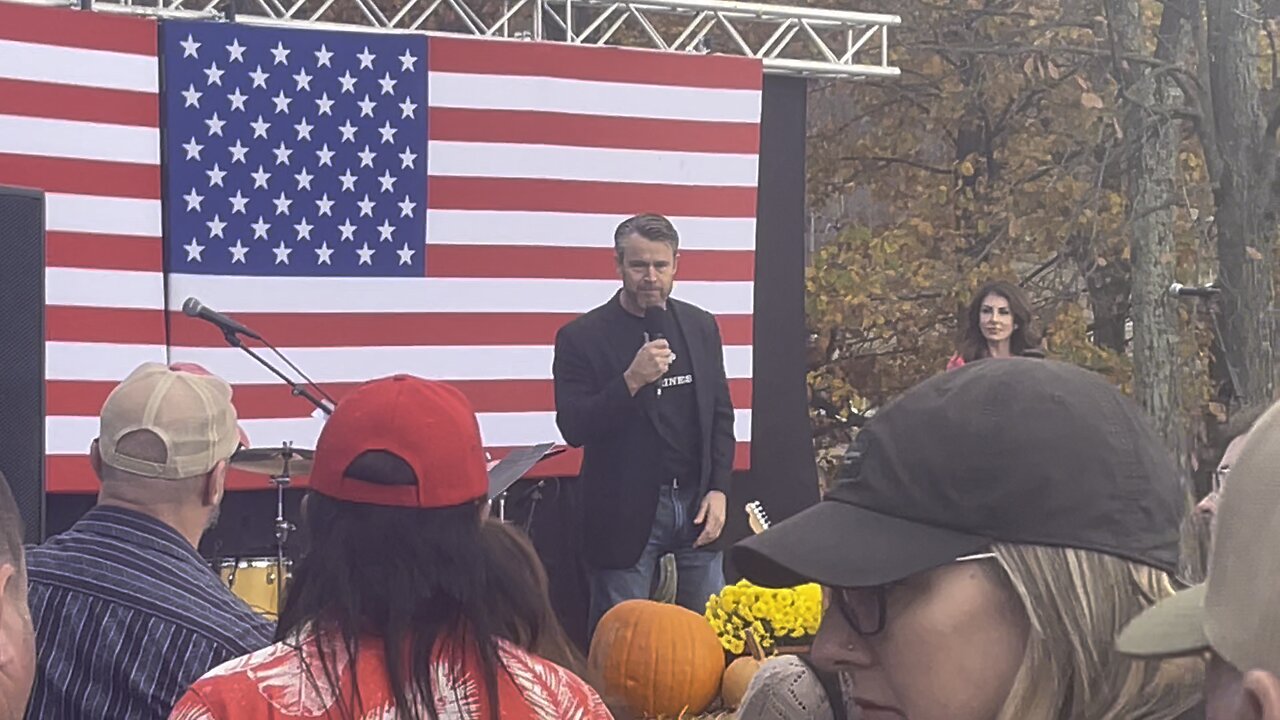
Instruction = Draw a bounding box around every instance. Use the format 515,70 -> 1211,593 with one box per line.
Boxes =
269,442 -> 298,617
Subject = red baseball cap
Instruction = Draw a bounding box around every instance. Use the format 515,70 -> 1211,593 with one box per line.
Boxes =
309,374 -> 488,508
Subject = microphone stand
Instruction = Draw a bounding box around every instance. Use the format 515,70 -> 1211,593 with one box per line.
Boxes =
215,328 -> 329,620
220,330 -> 332,416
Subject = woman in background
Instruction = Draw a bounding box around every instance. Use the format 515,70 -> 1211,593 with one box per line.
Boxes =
948,280 -> 1042,370
480,518 -> 586,676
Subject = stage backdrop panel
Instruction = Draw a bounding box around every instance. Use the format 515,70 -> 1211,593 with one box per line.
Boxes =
0,0 -> 764,492
0,186 -> 47,543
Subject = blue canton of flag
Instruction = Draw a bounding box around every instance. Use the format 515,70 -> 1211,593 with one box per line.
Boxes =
161,20 -> 428,277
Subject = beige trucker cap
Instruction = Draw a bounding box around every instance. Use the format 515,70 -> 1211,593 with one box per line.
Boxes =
1117,397 -> 1280,673
97,362 -> 243,480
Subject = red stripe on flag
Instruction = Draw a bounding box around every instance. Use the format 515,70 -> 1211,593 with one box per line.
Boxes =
428,108 -> 760,154
47,307 -> 167,344
167,311 -> 754,347
429,177 -> 757,218
47,378 -> 755,417
0,78 -> 159,127
47,232 -> 163,272
428,36 -> 762,91
0,153 -> 160,199
426,245 -> 755,282
46,442 -> 753,493
0,3 -> 157,55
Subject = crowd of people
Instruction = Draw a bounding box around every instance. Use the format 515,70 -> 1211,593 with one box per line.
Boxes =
0,216 -> 1276,720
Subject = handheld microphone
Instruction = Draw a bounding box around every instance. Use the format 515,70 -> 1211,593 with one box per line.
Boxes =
643,305 -> 667,342
643,306 -> 669,397
1168,282 -> 1222,299
182,297 -> 262,340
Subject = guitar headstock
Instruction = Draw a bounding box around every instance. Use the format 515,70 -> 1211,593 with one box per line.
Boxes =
745,501 -> 771,535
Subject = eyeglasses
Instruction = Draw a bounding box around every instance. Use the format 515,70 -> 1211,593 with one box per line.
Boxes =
1212,466 -> 1230,495
832,552 -> 996,637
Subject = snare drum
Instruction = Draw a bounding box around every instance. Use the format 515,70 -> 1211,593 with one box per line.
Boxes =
216,557 -> 291,620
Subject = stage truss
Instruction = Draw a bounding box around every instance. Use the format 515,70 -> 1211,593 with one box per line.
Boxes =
30,0 -> 901,78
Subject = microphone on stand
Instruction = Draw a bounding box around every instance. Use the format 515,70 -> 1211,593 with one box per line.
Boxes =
183,297 -> 263,340
180,296 -> 335,416
1168,282 -> 1222,299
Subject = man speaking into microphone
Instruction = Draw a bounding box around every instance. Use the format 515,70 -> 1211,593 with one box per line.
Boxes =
553,213 -> 735,637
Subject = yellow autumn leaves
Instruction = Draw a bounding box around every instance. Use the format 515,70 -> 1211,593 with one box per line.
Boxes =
704,580 -> 823,655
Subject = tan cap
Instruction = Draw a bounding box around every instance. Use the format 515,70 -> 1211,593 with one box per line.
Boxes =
1117,398 -> 1280,673
97,362 -> 242,480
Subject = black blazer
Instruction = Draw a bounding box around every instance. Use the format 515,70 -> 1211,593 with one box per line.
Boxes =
552,292 -> 736,570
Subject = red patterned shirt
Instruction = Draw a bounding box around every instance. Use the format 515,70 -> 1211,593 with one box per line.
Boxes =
169,626 -> 612,720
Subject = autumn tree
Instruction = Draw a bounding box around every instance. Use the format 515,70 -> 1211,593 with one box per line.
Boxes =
1200,0 -> 1279,411
803,0 -> 1217,479
1103,0 -> 1195,464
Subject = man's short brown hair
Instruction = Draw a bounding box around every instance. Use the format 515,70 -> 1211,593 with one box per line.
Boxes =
613,214 -> 680,260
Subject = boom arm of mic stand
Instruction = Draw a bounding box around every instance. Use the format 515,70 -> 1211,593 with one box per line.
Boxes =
222,331 -> 333,416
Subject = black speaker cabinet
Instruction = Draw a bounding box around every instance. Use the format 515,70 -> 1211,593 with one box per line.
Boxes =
0,186 -> 46,544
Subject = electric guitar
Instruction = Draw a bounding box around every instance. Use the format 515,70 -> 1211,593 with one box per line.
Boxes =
745,500 -> 771,535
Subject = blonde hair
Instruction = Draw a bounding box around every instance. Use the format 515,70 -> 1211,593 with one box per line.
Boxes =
992,543 -> 1203,720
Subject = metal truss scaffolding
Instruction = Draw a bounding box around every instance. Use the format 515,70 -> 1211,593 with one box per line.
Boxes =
46,0 -> 901,78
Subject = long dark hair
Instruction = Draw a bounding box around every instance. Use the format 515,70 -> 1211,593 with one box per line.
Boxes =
957,280 -> 1042,362
276,452 -> 505,720
479,519 -> 586,676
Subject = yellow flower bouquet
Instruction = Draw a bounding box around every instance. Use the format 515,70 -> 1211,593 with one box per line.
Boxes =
704,579 -> 822,655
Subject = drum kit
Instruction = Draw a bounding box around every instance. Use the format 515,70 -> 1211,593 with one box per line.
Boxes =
210,440 -> 561,621
213,442 -> 313,620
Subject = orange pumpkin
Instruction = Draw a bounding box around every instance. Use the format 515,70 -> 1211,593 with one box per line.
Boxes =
721,655 -> 763,709
587,599 -> 725,717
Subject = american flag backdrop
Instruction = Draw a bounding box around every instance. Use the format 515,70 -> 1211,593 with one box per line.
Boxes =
1,1 -> 761,493
0,2 -> 170,493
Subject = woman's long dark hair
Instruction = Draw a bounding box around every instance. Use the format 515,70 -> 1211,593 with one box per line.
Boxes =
276,451 -> 506,720
957,280 -> 1042,362
479,519 -> 586,676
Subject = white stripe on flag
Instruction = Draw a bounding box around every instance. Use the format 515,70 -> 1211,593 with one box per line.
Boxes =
46,343 -> 168,382
46,195 -> 163,236
428,142 -> 759,187
46,269 -> 166,309
0,39 -> 158,92
45,408 -> 754,454
425,211 -> 757,251
428,72 -> 762,124
0,115 -> 161,164
48,342 -> 755,382
161,275 -> 755,315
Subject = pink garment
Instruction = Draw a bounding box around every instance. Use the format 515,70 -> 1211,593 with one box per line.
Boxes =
946,354 -> 965,371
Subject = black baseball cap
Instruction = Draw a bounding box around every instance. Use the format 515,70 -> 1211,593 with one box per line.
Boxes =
733,358 -> 1184,589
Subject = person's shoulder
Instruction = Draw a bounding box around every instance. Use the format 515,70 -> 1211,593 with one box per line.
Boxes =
669,298 -> 721,337
199,639 -> 299,681
558,297 -> 617,337
669,296 -> 714,319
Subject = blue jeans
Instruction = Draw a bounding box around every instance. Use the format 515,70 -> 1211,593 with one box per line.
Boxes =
588,482 -> 725,638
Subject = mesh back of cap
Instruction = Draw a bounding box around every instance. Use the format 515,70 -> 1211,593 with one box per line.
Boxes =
100,363 -> 239,479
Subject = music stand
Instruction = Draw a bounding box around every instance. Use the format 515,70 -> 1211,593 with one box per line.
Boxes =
487,442 -> 564,521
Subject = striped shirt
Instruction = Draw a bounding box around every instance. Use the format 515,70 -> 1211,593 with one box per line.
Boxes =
25,506 -> 275,720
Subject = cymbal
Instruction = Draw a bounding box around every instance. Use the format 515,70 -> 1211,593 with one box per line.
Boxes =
230,446 -> 315,477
